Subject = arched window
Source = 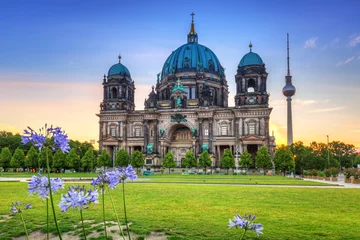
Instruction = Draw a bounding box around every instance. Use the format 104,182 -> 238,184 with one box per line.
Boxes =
111,87 -> 118,98
247,79 -> 256,93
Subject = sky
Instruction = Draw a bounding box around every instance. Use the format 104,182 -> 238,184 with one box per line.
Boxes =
1,0 -> 360,148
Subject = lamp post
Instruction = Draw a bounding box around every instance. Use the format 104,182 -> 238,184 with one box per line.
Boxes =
113,147 -> 116,169
327,135 -> 330,167
235,145 -> 239,175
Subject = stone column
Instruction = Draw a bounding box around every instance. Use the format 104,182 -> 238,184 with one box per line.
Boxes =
198,119 -> 203,153
209,119 -> 213,154
216,145 -> 221,167
153,119 -> 158,153
105,122 -> 109,137
143,120 -> 149,151
119,121 -> 123,137
265,117 -> 270,150
99,122 -> 103,151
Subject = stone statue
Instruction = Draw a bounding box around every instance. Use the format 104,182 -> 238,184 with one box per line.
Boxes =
176,96 -> 182,108
157,73 -> 161,83
146,144 -> 153,154
160,129 -> 165,137
191,128 -> 197,137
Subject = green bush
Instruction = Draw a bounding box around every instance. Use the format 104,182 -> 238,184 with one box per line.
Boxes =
318,171 -> 325,177
329,167 -> 339,177
324,169 -> 332,177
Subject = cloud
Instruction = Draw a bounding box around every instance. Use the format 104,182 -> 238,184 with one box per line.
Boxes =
304,37 -> 318,48
349,35 -> 360,47
321,37 -> 340,50
309,107 -> 345,113
336,56 -> 355,67
355,130 -> 360,133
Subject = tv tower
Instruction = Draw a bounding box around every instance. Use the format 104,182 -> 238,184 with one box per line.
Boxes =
282,33 -> 296,145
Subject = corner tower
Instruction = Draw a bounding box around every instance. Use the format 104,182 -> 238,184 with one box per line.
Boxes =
235,43 -> 269,108
282,34 -> 296,145
100,55 -> 135,112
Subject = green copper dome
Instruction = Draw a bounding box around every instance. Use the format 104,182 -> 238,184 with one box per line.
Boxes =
161,43 -> 224,78
239,52 -> 264,67
108,56 -> 131,77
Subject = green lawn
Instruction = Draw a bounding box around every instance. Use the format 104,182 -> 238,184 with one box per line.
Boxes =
0,181 -> 359,240
0,172 -> 334,186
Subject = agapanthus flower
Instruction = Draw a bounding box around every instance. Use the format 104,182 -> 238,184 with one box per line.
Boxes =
10,201 -> 31,215
116,164 -> 138,182
21,125 -> 70,153
91,172 -> 112,192
59,185 -> 98,212
28,173 -> 64,199
229,214 -> 263,236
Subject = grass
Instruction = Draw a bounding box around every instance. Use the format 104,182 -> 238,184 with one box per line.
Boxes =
0,180 -> 359,240
0,172 -> 334,186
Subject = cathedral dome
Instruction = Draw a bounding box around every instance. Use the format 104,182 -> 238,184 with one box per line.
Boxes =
161,43 -> 224,78
239,44 -> 264,67
108,56 -> 131,77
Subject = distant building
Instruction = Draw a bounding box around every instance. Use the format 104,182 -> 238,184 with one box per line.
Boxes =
97,14 -> 276,167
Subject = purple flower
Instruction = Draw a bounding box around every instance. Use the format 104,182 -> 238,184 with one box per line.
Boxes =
229,214 -> 263,236
10,202 -> 31,216
28,173 -> 64,199
59,185 -> 98,212
91,172 -> 112,192
116,164 -> 138,182
21,125 -> 70,153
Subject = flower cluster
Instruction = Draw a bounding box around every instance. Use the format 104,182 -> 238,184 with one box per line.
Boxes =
91,165 -> 138,190
10,201 -> 31,215
28,173 -> 64,199
21,125 -> 70,153
229,214 -> 263,236
59,185 -> 98,212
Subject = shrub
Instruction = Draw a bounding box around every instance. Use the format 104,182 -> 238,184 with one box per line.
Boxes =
354,171 -> 360,179
310,169 -> 318,176
344,168 -> 354,178
329,167 -> 339,177
317,171 -> 324,177
303,170 -> 309,176
324,169 -> 331,177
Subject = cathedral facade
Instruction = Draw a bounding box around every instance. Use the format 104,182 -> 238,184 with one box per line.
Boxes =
97,16 -> 276,168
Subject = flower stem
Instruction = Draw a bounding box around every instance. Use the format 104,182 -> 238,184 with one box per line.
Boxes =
20,212 -> 29,240
46,198 -> 49,240
80,209 -> 87,240
122,181 -> 131,240
102,187 -> 108,239
45,147 -> 62,239
240,229 -> 247,240
107,185 -> 126,240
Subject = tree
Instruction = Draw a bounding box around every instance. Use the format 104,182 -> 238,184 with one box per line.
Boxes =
66,149 -> 79,171
354,155 -> 360,167
182,151 -> 197,169
115,148 -> 130,167
0,147 -> 12,171
53,149 -> 66,172
198,150 -> 211,173
10,148 -> 25,171
0,131 -> 28,155
239,151 -> 252,169
97,149 -> 111,170
81,148 -> 95,172
25,146 -> 39,171
274,145 -> 295,176
39,148 -> 53,171
255,146 -> 272,175
163,151 -> 176,174
220,149 -> 234,174
131,150 -> 144,173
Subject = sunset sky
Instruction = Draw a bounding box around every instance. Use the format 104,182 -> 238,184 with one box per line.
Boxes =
1,0 -> 359,148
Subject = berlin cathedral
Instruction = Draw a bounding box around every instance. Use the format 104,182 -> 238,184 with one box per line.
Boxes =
97,14 -> 276,168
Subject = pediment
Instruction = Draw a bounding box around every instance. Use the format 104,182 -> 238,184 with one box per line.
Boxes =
241,134 -> 264,141
102,136 -> 119,143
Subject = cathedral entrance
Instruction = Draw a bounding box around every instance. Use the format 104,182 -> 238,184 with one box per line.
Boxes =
168,125 -> 193,167
247,144 -> 258,167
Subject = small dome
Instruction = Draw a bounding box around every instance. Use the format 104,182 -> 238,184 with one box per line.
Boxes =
282,84 -> 296,97
239,52 -> 264,67
161,43 -> 224,78
108,57 -> 131,77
